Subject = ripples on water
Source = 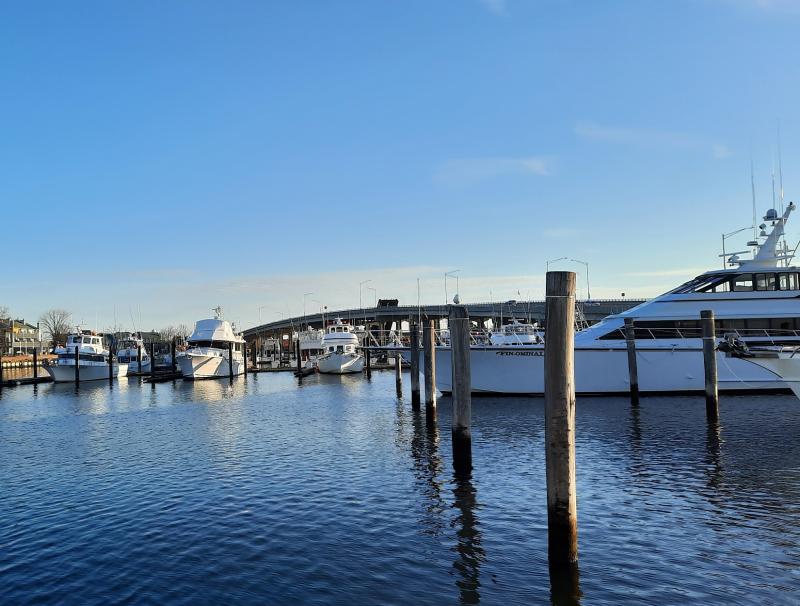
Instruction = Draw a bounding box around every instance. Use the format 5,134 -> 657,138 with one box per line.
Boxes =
0,373 -> 798,605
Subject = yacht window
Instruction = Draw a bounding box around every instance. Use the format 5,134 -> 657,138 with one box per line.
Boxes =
336,346 -> 344,353
755,273 -> 777,291
329,347 -> 334,352
779,273 -> 799,291
733,274 -> 754,292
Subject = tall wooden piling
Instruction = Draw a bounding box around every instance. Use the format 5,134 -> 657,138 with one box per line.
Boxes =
1,352 -> 4,387
149,343 -> 156,381
544,271 -> 578,566
423,319 -> 437,416
33,348 -> 38,380
171,338 -> 177,374
365,346 -> 371,377
395,352 -> 402,396
295,340 -> 301,374
252,342 -> 258,370
137,344 -> 142,374
624,317 -> 639,405
74,344 -> 80,384
228,342 -> 234,379
410,321 -> 421,409
449,304 -> 472,473
108,345 -> 114,383
701,310 -> 719,420
243,342 -> 248,376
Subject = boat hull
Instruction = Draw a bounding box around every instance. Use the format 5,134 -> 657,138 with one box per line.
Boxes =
317,353 -> 364,375
45,363 -> 119,383
742,355 -> 800,398
178,353 -> 244,380
426,346 -> 788,395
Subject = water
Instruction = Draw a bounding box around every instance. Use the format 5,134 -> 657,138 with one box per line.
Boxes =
1,373 -> 798,605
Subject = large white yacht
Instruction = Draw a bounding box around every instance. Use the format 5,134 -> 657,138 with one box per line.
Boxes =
177,308 -> 246,380
46,331 -> 119,382
115,333 -> 151,375
488,318 -> 543,346
432,202 -> 800,394
317,318 -> 364,374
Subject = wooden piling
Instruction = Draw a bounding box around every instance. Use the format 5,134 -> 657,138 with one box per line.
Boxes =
33,348 -> 38,380
624,317 -> 639,405
108,345 -> 114,383
423,319 -> 437,416
74,344 -> 80,384
243,341 -> 248,376
449,304 -> 472,473
137,344 -> 142,374
395,351 -> 402,396
252,342 -> 257,370
365,346 -> 371,377
544,270 -> 578,566
0,352 -> 4,387
149,343 -> 156,381
295,340 -> 301,374
171,338 -> 177,374
701,310 -> 719,420
410,321 -> 421,409
228,341 -> 234,379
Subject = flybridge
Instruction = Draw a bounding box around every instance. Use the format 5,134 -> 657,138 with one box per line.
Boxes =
721,202 -> 797,270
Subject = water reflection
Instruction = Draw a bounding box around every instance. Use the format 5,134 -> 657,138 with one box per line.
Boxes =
451,469 -> 484,604
548,562 -> 581,606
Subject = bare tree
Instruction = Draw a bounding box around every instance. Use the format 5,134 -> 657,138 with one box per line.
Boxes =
0,306 -> 9,353
159,324 -> 192,343
0,305 -> 8,320
39,309 -> 72,347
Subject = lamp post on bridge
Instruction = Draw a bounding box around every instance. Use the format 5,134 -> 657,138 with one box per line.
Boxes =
569,258 -> 591,300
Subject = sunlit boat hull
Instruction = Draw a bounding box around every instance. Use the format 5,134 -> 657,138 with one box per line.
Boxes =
46,363 -> 119,383
317,353 -> 364,374
178,352 -> 244,379
427,345 -> 787,395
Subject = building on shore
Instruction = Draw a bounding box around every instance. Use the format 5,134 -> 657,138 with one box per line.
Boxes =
0,319 -> 43,355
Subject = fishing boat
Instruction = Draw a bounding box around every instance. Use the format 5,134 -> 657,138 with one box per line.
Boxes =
115,333 -> 151,375
177,307 -> 245,380
317,318 -> 364,374
430,202 -> 800,394
45,331 -> 119,382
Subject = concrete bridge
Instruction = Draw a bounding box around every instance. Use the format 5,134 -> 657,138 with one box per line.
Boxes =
242,298 -> 645,341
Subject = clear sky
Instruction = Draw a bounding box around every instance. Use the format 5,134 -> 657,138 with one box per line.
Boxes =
3,0 -> 800,331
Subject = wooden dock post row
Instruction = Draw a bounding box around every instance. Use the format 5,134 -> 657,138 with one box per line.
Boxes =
544,271 -> 578,567
624,317 -> 639,405
449,304 -> 472,473
410,321 -> 421,409
701,309 -> 719,421
423,319 -> 437,418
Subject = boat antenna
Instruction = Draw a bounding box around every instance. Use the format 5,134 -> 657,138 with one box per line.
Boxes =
778,123 -> 785,216
128,305 -> 138,334
771,157 -> 777,212
751,157 -> 757,242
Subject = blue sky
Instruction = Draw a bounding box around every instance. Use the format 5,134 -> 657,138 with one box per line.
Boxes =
3,0 -> 800,330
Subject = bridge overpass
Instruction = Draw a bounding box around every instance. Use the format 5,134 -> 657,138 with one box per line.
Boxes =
242,298 -> 645,342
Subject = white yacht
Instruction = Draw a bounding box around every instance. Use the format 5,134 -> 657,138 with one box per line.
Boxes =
299,326 -> 325,369
317,318 -> 364,374
488,318 -> 543,346
177,308 -> 246,380
46,331 -> 119,382
432,202 -> 800,394
115,333 -> 151,375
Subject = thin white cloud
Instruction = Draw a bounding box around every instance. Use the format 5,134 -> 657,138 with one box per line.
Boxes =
574,122 -> 731,159
478,0 -> 508,15
435,156 -> 553,186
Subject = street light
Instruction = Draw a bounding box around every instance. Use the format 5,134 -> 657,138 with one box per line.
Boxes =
569,258 -> 591,300
366,286 -> 377,308
546,256 -> 568,272
312,299 -> 326,328
445,269 -> 460,304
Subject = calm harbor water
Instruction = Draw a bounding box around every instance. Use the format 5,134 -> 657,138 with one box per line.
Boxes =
1,372 -> 798,605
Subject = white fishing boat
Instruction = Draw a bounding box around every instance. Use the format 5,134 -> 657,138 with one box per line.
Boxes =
45,331 -> 119,383
299,327 -> 325,369
317,318 -> 364,374
115,333 -> 151,375
430,202 -> 800,395
177,307 -> 245,380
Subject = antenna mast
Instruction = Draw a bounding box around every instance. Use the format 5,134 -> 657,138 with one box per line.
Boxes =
751,158 -> 757,242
